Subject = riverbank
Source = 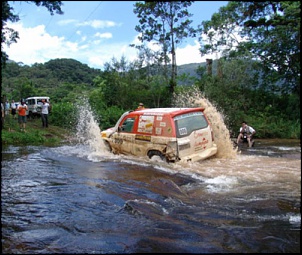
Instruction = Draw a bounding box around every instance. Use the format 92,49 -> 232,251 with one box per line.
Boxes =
1,117 -> 73,146
2,116 -> 301,151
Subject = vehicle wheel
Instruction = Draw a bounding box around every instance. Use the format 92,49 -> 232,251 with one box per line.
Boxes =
103,141 -> 112,152
148,150 -> 168,163
150,155 -> 162,162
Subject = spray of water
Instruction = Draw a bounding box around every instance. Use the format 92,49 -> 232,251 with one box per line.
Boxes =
172,86 -> 237,159
75,97 -> 108,154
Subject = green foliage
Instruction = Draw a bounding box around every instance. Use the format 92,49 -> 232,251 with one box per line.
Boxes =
1,118 -> 64,146
1,59 -> 100,103
97,105 -> 125,130
199,1 -> 300,96
3,55 -> 301,140
2,55 -> 300,139
2,129 -> 47,145
49,101 -> 77,129
44,59 -> 101,86
201,58 -> 261,129
249,114 -> 300,139
133,1 -> 196,94
197,58 -> 300,139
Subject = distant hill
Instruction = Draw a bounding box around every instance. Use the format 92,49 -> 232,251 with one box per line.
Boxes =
177,62 -> 206,77
1,58 -> 214,101
3,58 -> 210,83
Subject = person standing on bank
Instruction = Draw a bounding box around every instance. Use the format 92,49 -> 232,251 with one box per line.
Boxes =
5,100 -> 10,116
11,99 -> 17,119
17,99 -> 28,132
236,121 -> 256,148
41,99 -> 50,128
1,102 -> 4,129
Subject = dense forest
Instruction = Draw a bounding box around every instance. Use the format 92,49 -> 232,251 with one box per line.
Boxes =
1,56 -> 300,139
1,1 -> 300,139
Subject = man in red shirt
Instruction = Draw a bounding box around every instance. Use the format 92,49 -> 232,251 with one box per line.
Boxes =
17,100 -> 28,132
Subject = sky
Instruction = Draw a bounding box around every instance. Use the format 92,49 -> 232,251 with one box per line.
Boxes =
3,1 -> 228,70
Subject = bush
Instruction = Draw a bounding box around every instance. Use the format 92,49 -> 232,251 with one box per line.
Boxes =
49,102 -> 77,129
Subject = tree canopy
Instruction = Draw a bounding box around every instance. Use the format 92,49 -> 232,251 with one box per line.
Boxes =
198,1 -> 300,96
133,1 -> 196,95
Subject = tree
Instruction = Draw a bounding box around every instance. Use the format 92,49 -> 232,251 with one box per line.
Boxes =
198,1 -> 300,96
1,1 -> 63,66
149,75 -> 170,107
133,1 -> 196,96
133,43 -> 170,83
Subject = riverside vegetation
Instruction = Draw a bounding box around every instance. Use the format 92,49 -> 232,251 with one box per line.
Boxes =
1,58 -> 300,141
1,115 -> 72,146
1,118 -> 70,146
1,93 -> 300,147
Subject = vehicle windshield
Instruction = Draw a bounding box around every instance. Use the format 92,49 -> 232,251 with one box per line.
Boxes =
120,117 -> 135,132
174,112 -> 208,138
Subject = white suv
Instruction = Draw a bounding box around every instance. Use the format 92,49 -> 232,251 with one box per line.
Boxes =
25,96 -> 50,118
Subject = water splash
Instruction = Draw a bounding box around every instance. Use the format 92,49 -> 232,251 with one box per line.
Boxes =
75,97 -> 108,155
172,86 -> 237,159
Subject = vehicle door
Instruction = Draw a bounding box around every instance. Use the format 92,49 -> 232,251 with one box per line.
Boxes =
133,114 -> 155,156
25,99 -> 35,116
110,116 -> 137,155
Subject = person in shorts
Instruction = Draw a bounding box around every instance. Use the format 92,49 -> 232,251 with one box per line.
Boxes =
236,121 -> 256,147
11,99 -> 17,119
17,100 -> 28,132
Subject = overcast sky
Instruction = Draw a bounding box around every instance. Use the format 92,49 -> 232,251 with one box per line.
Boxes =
3,1 -> 228,70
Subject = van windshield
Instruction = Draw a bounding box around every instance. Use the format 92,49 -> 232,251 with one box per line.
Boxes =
174,112 -> 208,138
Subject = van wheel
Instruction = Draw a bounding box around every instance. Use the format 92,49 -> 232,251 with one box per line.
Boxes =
148,150 -> 168,163
103,141 -> 112,152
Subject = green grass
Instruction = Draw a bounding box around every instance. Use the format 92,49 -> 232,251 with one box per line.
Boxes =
1,116 -> 72,146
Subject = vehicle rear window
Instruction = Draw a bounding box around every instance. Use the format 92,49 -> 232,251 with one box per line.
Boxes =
174,112 -> 208,138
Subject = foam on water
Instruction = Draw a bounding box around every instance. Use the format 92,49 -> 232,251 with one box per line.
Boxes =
203,175 -> 239,193
289,214 -> 301,226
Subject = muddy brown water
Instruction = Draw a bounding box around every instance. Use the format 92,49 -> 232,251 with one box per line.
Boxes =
1,138 -> 300,253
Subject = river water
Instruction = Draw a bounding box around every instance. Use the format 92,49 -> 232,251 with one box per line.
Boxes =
1,95 -> 301,253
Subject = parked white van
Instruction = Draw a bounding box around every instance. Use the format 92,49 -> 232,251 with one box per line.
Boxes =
25,96 -> 50,118
101,107 -> 217,163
